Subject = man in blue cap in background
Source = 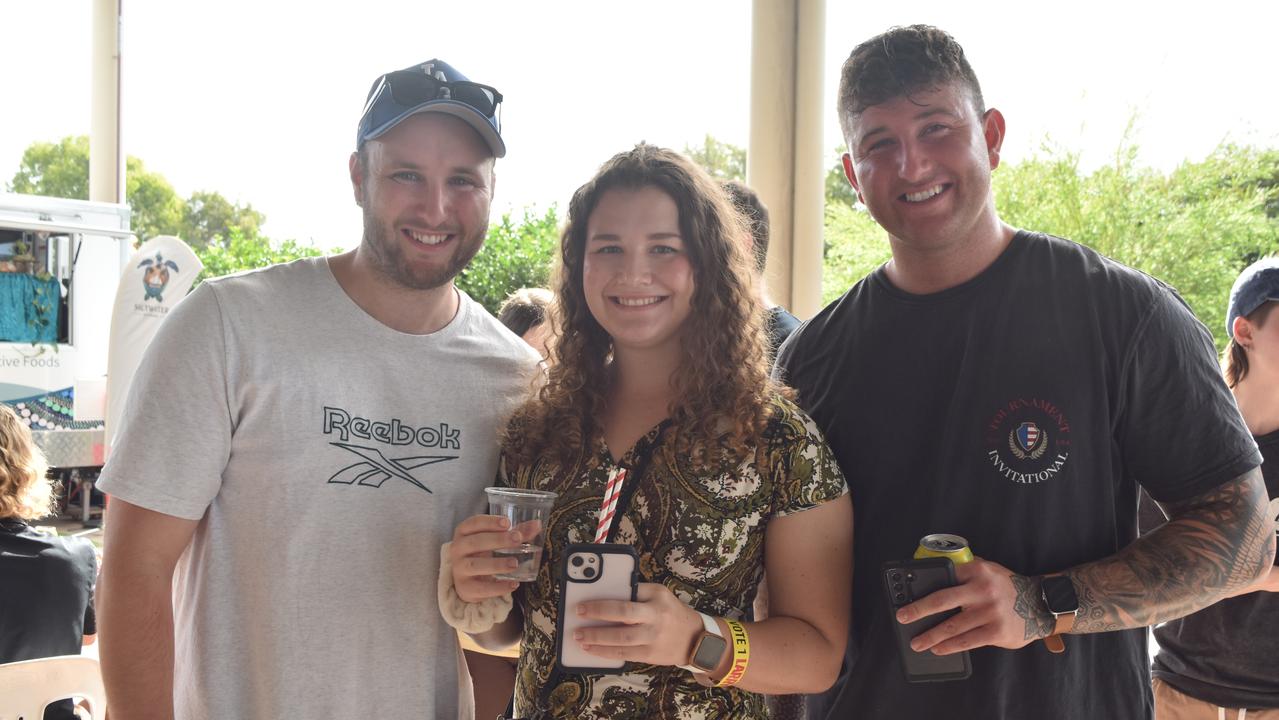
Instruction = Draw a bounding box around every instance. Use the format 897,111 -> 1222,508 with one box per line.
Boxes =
1149,256 -> 1279,719
97,59 -> 539,719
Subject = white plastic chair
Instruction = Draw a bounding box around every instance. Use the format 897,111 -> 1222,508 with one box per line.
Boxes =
0,655 -> 107,720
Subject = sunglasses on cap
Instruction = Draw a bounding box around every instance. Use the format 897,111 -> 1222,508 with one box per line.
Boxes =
361,69 -> 503,125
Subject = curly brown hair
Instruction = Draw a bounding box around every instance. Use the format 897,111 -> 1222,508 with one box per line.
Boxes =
504,144 -> 785,469
0,404 -> 53,520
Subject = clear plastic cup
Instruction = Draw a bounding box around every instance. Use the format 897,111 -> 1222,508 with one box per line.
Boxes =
484,487 -> 557,581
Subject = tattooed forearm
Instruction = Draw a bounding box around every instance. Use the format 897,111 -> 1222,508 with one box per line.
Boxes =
1010,574 -> 1056,641
1068,467 -> 1275,634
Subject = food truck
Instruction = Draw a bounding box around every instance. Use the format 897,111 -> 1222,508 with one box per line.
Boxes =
0,192 -> 132,516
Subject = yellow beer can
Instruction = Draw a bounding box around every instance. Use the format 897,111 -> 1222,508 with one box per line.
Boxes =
913,533 -> 974,565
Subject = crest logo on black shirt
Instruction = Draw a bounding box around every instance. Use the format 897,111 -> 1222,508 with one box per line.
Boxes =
1011,422 -> 1046,459
985,398 -> 1072,484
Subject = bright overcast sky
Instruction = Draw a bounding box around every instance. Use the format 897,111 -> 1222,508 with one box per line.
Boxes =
3,1 -> 1277,250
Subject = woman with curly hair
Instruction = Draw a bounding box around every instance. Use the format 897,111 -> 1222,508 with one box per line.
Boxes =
442,144 -> 853,719
0,404 -> 98,720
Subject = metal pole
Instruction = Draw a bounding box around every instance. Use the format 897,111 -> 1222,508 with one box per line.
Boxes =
90,0 -> 124,204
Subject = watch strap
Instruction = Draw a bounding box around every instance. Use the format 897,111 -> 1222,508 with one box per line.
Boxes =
1053,609 -> 1076,635
679,612 -> 724,673
1041,574 -> 1077,655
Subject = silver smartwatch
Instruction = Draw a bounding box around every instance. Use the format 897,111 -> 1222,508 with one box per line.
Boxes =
679,612 -> 728,674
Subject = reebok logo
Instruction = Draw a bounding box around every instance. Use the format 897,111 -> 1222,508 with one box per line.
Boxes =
322,405 -> 461,494
323,406 -> 460,449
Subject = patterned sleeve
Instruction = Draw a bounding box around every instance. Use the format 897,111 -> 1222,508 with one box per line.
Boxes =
769,398 -> 849,517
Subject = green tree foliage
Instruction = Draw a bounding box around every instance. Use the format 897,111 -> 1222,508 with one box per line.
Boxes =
181,191 -> 266,249
7,135 -> 259,245
457,206 -> 560,315
684,135 -> 746,182
825,144 -> 858,208
193,227 -> 327,284
9,136 -> 90,198
821,140 -> 1279,349
821,203 -> 890,303
123,158 -> 184,244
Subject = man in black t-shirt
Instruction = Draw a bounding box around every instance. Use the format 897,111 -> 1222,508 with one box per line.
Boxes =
722,181 -> 801,360
775,25 -> 1276,720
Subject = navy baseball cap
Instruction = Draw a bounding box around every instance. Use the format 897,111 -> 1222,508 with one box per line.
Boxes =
356,59 -> 505,158
1226,256 -> 1279,339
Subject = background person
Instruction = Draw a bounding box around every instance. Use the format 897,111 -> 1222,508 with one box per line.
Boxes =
777,25 -> 1274,720
721,181 -> 799,360
499,286 -> 555,360
0,404 -> 97,720
96,59 -> 538,719
1149,257 -> 1279,720
444,144 -> 853,719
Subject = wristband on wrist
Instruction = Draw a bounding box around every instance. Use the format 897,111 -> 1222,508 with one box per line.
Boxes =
716,620 -> 750,687
437,541 -> 513,633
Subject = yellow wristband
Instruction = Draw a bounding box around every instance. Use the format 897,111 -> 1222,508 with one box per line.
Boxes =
716,620 -> 750,687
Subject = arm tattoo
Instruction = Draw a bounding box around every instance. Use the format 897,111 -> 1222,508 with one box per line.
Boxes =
1010,574 -> 1055,641
1069,467 -> 1275,634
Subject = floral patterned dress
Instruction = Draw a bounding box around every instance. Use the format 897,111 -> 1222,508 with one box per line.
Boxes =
501,395 -> 848,719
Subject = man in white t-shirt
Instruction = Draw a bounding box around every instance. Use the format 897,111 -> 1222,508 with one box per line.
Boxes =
96,59 -> 539,720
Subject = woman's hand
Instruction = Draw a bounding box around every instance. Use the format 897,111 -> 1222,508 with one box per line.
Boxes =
449,514 -> 540,603
573,583 -> 702,666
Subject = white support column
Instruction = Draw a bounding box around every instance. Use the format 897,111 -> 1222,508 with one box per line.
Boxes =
748,0 -> 796,312
747,0 -> 826,319
791,0 -> 826,319
90,0 -> 124,204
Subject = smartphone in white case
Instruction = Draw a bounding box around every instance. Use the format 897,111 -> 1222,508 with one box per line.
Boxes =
555,543 -> 640,674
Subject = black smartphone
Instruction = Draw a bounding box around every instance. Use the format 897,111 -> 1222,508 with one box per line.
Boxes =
882,557 -> 972,683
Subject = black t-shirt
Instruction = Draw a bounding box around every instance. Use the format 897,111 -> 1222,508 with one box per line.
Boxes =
765,305 -> 801,363
0,519 -> 97,720
776,231 -> 1261,720
1151,429 -> 1279,709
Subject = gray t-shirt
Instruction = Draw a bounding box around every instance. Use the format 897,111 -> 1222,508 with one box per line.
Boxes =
99,257 -> 539,719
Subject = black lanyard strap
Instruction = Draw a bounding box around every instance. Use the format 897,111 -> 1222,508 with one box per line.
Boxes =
524,421 -> 669,718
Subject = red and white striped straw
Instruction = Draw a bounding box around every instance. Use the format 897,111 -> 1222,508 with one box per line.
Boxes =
594,468 -> 628,543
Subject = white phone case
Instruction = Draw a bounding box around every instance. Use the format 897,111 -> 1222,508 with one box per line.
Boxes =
555,543 -> 640,673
